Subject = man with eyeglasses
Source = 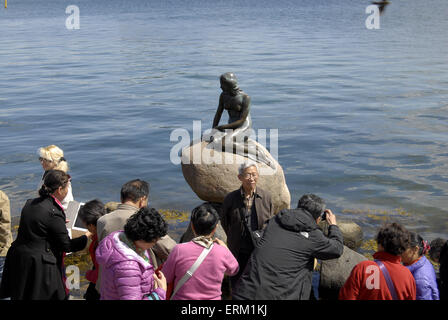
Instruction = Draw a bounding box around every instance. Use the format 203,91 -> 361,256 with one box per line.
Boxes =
221,161 -> 275,289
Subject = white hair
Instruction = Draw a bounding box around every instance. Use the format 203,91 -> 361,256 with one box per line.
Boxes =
238,160 -> 259,175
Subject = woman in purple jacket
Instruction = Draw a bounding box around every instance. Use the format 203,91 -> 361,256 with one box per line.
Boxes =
96,207 -> 168,300
401,232 -> 439,300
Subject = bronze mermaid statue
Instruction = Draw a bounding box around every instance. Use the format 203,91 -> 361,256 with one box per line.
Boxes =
204,72 -> 275,170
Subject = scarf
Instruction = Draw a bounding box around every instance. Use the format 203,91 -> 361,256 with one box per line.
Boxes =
192,235 -> 214,249
119,232 -> 151,264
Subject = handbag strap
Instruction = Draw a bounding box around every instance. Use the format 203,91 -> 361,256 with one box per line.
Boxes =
170,244 -> 214,299
374,259 -> 398,300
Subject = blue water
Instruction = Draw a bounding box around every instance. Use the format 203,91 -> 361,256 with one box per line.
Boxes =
1,0 -> 448,240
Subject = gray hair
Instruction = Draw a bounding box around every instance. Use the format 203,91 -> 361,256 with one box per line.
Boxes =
238,160 -> 259,175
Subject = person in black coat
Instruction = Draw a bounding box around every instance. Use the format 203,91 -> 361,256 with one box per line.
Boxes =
0,170 -> 90,300
232,194 -> 344,300
429,238 -> 448,300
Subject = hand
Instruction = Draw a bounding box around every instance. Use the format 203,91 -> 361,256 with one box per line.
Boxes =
324,209 -> 337,226
213,238 -> 228,248
85,231 -> 93,238
65,219 -> 70,224
153,271 -> 167,291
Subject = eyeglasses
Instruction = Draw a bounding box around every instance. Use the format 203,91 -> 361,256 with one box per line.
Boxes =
242,173 -> 258,179
39,157 -> 52,163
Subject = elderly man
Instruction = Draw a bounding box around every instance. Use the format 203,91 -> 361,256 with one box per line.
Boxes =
96,179 -> 176,292
221,161 -> 275,288
233,194 -> 344,300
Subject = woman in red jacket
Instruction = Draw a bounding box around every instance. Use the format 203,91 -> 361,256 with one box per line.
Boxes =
339,223 -> 416,300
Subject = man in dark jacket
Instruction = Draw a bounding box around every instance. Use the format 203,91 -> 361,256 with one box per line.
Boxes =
221,161 -> 275,288
232,194 -> 343,300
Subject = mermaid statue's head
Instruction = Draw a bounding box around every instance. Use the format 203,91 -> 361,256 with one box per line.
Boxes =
220,72 -> 240,95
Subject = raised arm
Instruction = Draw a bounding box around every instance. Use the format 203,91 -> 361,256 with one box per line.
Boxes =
47,210 -> 87,253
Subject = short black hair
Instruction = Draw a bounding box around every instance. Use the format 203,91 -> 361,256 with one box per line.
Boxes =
297,194 -> 326,220
191,204 -> 219,236
408,232 -> 426,256
429,238 -> 447,262
78,199 -> 106,227
120,179 -> 149,203
376,222 -> 410,256
124,207 -> 167,243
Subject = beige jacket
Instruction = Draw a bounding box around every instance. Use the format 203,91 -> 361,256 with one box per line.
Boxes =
0,190 -> 13,257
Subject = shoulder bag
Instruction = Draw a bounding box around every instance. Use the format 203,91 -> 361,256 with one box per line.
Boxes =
170,244 -> 214,299
374,259 -> 398,300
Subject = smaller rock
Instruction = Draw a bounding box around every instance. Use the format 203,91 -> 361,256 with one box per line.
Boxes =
319,245 -> 368,300
319,220 -> 363,250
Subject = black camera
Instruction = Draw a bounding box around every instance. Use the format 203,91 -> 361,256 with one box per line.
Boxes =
321,211 -> 327,221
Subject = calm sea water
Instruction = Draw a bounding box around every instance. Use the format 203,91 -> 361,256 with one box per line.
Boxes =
1,0 -> 447,240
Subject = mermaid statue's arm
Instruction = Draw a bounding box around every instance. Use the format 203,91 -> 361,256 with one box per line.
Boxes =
212,94 -> 225,130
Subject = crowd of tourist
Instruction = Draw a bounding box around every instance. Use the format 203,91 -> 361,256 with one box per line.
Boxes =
0,144 -> 447,300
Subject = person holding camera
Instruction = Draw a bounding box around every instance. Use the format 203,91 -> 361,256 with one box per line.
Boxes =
232,194 -> 344,300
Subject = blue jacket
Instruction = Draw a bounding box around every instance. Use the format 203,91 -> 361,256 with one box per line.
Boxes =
406,256 -> 439,300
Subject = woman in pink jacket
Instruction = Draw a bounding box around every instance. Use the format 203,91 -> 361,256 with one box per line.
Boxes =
162,204 -> 239,300
96,207 -> 168,300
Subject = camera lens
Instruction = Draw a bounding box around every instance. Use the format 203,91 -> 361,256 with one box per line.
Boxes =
321,211 -> 327,221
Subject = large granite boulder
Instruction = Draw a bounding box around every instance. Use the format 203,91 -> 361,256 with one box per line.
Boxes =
319,245 -> 368,300
181,140 -> 290,214
319,220 -> 363,250
0,190 -> 13,256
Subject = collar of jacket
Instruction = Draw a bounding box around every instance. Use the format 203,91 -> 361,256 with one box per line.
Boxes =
50,194 -> 64,211
116,203 -> 140,212
373,251 -> 402,264
240,186 -> 262,199
118,232 -> 150,264
41,194 -> 64,213
112,231 -> 152,267
405,255 -> 427,272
